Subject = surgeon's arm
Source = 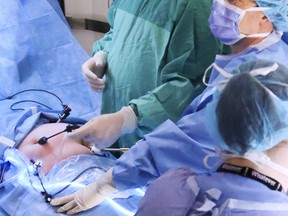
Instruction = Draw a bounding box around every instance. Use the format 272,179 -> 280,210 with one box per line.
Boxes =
82,1 -> 117,91
129,0 -> 224,135
113,109 -> 218,190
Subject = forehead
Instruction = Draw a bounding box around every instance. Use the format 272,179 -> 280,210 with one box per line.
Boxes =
225,0 -> 257,8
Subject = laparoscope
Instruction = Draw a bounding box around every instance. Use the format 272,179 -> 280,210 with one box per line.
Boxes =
36,105 -> 131,155
36,105 -> 79,145
37,124 -> 80,145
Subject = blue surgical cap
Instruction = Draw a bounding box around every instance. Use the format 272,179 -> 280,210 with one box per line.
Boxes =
256,0 -> 288,31
204,59 -> 288,155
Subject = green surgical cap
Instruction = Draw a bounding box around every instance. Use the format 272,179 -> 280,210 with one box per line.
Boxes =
256,0 -> 288,31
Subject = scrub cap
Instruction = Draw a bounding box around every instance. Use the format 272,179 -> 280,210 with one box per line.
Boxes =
205,59 -> 288,155
255,0 -> 288,31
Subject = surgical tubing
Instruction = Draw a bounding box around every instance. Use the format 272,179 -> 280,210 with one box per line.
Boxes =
0,149 -> 31,188
55,132 -> 67,165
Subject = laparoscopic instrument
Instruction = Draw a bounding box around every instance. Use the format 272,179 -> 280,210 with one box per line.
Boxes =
102,148 -> 129,153
37,104 -> 74,145
37,124 -> 80,145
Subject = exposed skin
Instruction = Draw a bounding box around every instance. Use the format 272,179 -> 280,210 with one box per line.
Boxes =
226,139 -> 288,193
226,0 -> 274,54
18,123 -> 93,175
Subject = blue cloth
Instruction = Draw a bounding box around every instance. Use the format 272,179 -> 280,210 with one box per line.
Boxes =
0,106 -> 86,147
256,0 -> 288,31
136,168 -> 288,215
0,0 -> 100,121
113,31 -> 288,190
0,150 -> 142,216
0,107 -> 142,215
47,0 -> 69,26
113,108 -> 218,190
0,2 -> 143,214
0,144 -> 9,158
282,32 -> 288,44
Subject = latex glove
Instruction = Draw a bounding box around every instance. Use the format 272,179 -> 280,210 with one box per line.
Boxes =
69,106 -> 137,149
82,51 -> 107,91
50,168 -> 117,215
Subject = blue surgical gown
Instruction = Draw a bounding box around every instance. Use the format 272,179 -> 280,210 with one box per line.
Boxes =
136,168 -> 288,216
113,31 -> 288,190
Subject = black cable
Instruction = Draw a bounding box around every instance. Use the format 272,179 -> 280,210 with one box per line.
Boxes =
38,124 -> 80,145
0,88 -> 65,111
36,173 -> 53,203
10,100 -> 53,111
52,166 -> 106,196
4,89 -> 64,104
35,165 -> 106,203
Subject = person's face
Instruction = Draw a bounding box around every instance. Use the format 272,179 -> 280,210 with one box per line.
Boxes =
226,0 -> 267,35
226,0 -> 256,9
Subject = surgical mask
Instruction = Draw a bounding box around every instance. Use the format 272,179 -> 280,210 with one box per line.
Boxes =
209,0 -> 271,45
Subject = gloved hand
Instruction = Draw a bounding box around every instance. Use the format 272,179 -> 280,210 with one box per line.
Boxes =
50,168 -> 117,215
69,106 -> 137,149
82,51 -> 107,91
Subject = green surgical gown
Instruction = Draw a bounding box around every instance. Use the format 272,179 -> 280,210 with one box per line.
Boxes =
92,0 -> 228,148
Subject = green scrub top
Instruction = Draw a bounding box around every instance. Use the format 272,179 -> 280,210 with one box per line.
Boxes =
93,0 -> 228,148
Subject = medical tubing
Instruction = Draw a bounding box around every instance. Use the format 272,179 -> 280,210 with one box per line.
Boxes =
51,166 -> 106,197
10,100 -> 53,111
35,166 -> 105,203
33,166 -> 106,203
55,132 -> 67,166
1,150 -> 39,193
1,89 -> 64,104
0,172 -> 19,188
35,170 -> 52,202
3,149 -> 107,202
0,88 -> 66,112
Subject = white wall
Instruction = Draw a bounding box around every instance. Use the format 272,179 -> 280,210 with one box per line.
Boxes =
64,0 -> 111,54
64,0 -> 109,22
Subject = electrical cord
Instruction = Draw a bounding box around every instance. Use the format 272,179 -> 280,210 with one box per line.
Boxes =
10,100 -> 53,111
38,124 -> 80,145
36,165 -> 106,203
0,89 -> 65,111
0,89 -> 96,202
1,88 -> 72,122
52,166 -> 106,197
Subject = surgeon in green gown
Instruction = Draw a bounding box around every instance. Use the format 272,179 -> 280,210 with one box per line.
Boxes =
71,0 -> 228,149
